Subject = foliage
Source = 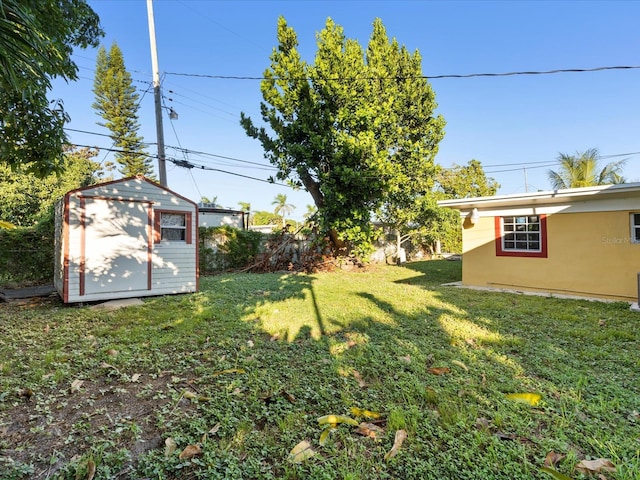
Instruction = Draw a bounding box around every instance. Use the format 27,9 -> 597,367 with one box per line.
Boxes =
0,0 -> 103,176
0,211 -> 55,286
241,17 -> 445,258
252,210 -> 282,226
547,148 -> 626,189
1,261 -> 639,478
379,160 -> 498,255
199,226 -> 265,273
272,193 -> 296,228
93,42 -> 153,177
0,146 -> 105,227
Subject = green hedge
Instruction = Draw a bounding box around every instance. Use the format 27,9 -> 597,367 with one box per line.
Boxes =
199,226 -> 266,274
0,210 -> 55,286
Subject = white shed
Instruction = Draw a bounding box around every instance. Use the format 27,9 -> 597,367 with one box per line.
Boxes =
54,176 -> 198,303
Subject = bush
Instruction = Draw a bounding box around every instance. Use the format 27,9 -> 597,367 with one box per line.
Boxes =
0,208 -> 55,286
199,226 -> 266,274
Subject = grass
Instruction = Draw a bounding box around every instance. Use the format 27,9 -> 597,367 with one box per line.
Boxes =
0,260 -> 638,479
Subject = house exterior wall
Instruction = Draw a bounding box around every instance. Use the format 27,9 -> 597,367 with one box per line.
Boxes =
462,210 -> 640,301
57,177 -> 198,303
199,211 -> 244,228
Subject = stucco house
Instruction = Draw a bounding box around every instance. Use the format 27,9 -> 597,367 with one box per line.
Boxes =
438,183 -> 640,302
54,176 -> 198,303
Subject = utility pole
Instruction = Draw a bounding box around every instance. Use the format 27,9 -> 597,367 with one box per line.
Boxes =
146,0 -> 167,186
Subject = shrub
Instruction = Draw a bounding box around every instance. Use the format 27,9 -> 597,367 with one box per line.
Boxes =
199,226 -> 266,274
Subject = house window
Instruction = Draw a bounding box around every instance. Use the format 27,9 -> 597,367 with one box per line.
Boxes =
495,214 -> 547,258
631,214 -> 640,243
154,210 -> 192,244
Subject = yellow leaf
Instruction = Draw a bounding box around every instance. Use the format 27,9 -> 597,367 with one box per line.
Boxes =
451,360 -> 469,371
178,444 -> 202,460
384,429 -> 407,461
317,414 -> 359,427
505,392 -> 542,406
0,221 -> 16,230
183,390 -> 211,402
288,440 -> 316,463
350,407 -> 382,419
540,466 -> 573,480
319,426 -> 333,446
575,459 -> 616,474
164,437 -> 177,458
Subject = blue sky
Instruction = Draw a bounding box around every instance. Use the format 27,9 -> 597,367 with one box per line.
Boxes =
53,0 -> 640,221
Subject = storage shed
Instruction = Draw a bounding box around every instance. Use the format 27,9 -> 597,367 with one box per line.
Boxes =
438,183 -> 640,302
54,176 -> 198,303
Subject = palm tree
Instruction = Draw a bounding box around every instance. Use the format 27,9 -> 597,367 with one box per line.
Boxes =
547,148 -> 626,190
272,193 -> 295,228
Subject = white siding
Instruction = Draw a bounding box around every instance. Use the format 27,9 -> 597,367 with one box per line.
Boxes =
58,177 -> 197,303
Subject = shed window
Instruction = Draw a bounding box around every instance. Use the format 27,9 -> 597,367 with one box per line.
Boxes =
154,210 -> 192,244
631,214 -> 640,243
495,214 -> 547,258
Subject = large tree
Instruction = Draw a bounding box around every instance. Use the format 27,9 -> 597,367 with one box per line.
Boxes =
0,0 -> 103,176
93,42 -> 153,177
241,17 -> 445,256
547,148 -> 626,190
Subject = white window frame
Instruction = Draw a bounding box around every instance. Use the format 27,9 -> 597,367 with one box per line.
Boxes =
630,213 -> 640,244
501,215 -> 542,252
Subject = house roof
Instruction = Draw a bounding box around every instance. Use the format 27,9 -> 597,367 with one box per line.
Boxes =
437,182 -> 640,210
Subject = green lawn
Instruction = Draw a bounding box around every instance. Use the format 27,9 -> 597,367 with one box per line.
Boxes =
0,260 -> 638,479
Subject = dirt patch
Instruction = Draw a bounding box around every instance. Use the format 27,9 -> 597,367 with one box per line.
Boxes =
0,372 -> 196,478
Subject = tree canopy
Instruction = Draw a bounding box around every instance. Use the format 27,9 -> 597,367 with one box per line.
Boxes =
0,0 -> 103,176
241,17 -> 445,256
93,42 -> 153,177
547,148 -> 626,189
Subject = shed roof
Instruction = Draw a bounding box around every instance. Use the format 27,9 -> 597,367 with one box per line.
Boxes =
437,182 -> 640,210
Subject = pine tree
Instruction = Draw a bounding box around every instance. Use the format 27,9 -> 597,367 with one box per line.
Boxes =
93,42 -> 154,177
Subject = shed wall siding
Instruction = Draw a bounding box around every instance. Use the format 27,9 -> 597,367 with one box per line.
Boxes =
462,210 -> 640,301
59,178 -> 197,303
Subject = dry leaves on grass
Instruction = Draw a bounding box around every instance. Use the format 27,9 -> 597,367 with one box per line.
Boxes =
384,429 -> 407,461
575,458 -> 616,475
289,440 -> 316,463
179,444 -> 202,460
427,367 -> 450,375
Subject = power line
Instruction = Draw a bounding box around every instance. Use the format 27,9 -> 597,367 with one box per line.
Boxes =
164,64 -> 640,81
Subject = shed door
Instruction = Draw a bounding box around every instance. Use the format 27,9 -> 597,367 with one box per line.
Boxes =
82,198 -> 151,295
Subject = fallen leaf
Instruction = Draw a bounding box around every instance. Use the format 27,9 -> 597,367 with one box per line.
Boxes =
85,458 -> 96,480
317,414 -> 359,427
44,324 -> 50,334
280,390 -> 296,403
451,360 -> 468,371
544,451 -> 566,467
575,459 -> 616,474
505,392 -> 542,406
494,432 -> 518,441
179,444 -> 202,460
540,466 -> 573,480
247,340 -> 254,347
350,407 -> 382,419
131,373 -> 141,382
355,422 -> 385,439
399,355 -> 412,363
183,390 -> 211,402
100,362 -> 116,370
352,370 -> 367,388
598,319 -> 606,326
208,423 -> 221,435
288,440 -> 316,463
428,367 -> 450,375
164,437 -> 177,457
319,426 -> 333,446
106,349 -> 118,356
475,417 -> 491,430
70,379 -> 84,392
384,429 -> 407,461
